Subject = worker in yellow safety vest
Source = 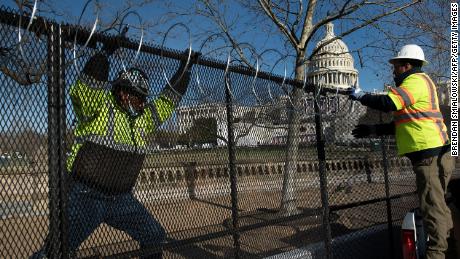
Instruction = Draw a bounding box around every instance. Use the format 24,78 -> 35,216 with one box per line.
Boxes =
31,34 -> 198,259
348,44 -> 454,259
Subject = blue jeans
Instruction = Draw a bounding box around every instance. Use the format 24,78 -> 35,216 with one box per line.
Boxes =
31,181 -> 165,258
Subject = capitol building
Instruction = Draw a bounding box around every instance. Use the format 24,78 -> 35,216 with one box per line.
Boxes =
176,22 -> 364,147
307,22 -> 359,89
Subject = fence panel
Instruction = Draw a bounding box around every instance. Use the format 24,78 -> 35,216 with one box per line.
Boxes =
0,9 -> 52,258
324,96 -> 416,259
0,6 -> 420,259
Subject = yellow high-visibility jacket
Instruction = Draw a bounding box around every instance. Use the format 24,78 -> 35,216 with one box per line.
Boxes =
66,74 -> 179,193
388,73 -> 449,155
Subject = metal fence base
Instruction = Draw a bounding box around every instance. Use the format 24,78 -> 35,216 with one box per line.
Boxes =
265,224 -> 392,259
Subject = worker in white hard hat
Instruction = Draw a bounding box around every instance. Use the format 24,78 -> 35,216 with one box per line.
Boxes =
348,44 -> 454,259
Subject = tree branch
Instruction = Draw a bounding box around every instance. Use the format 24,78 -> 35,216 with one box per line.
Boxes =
258,0 -> 299,50
303,0 -> 364,51
298,0 -> 317,49
200,0 -> 254,68
307,0 -> 421,61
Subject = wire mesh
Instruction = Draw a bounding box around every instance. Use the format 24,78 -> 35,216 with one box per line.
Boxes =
0,5 -> 423,259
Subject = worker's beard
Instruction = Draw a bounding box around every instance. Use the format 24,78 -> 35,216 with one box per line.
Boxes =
115,90 -> 144,118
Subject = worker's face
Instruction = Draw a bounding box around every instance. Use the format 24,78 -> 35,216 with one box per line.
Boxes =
119,89 -> 146,114
391,61 -> 412,77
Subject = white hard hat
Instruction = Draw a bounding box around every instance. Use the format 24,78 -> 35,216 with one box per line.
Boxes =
389,44 -> 428,65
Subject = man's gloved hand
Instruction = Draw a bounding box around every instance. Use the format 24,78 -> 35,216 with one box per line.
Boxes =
189,49 -> 202,63
170,49 -> 201,95
178,49 -> 201,72
182,49 -> 201,64
348,87 -> 365,101
352,124 -> 376,138
102,26 -> 129,55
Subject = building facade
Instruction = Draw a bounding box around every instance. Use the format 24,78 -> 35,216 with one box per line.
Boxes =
176,22 -> 364,147
307,22 -> 359,89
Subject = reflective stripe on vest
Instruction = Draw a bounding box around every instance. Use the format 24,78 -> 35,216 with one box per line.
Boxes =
394,110 -> 443,123
74,101 -> 147,154
392,73 -> 449,154
67,98 -> 148,172
419,74 -> 449,143
389,87 -> 415,107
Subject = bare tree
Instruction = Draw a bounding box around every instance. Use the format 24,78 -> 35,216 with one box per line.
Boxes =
1,0 -> 171,86
399,0 -> 450,82
192,0 -> 421,215
343,0 -> 450,88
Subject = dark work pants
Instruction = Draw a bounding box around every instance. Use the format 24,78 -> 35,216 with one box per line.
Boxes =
31,181 -> 165,258
412,151 -> 455,259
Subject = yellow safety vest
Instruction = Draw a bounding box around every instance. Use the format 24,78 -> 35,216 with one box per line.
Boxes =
388,73 -> 449,155
66,75 -> 177,171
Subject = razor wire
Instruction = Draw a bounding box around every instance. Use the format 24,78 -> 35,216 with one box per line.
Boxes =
17,0 -> 38,59
116,10 -> 144,73
70,0 -> 100,71
1,1 -> 385,162
3,0 -> 363,118
0,4 -> 410,258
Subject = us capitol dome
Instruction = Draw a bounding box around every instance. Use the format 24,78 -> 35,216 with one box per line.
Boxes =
307,22 -> 359,89
175,22 -> 364,148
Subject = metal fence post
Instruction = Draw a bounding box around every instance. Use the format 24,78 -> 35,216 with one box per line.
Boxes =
314,87 -> 333,259
380,112 -> 394,258
47,22 -> 68,259
224,72 -> 240,258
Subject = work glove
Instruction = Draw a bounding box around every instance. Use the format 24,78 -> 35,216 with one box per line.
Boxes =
82,26 -> 129,80
348,87 -> 365,101
190,49 -> 202,63
82,53 -> 110,81
102,26 -> 129,55
171,49 -> 201,95
352,124 -> 376,138
180,49 -> 201,70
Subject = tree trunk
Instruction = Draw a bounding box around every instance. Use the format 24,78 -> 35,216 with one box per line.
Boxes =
280,55 -> 305,215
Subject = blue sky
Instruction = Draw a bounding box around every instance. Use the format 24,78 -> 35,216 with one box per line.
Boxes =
0,0 -> 449,134
0,0 -> 411,92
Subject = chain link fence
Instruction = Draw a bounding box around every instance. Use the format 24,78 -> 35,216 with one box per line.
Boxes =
0,6 -> 418,259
